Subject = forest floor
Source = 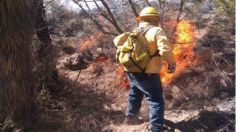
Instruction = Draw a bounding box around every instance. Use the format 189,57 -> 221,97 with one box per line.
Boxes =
29,11 -> 235,132
30,46 -> 235,132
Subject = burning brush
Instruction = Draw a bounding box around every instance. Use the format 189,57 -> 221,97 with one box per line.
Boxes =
116,20 -> 196,88
77,33 -> 110,76
116,65 -> 130,89
160,20 -> 196,85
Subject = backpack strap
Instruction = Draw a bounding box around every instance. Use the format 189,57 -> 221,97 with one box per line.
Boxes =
140,25 -> 154,36
141,25 -> 160,58
129,26 -> 155,72
129,55 -> 146,72
129,26 -> 160,73
138,25 -> 161,72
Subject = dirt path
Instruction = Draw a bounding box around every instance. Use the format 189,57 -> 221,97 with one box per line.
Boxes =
54,56 -> 235,132
30,36 -> 234,132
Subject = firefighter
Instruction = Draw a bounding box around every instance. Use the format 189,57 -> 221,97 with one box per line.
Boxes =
124,7 -> 176,132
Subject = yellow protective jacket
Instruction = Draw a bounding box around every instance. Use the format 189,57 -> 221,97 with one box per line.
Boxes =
138,22 -> 175,73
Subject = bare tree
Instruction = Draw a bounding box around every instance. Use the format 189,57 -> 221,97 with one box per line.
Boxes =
145,0 -> 151,6
170,0 -> 185,43
156,0 -> 166,27
72,0 -> 117,35
72,0 -> 123,35
73,0 -> 123,35
92,0 -> 114,24
128,0 -> 139,17
176,0 -> 185,22
100,0 -> 123,33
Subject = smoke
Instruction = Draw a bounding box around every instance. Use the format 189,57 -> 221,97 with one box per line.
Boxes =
45,0 -> 103,13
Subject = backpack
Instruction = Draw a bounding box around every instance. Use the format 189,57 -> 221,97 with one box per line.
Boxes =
114,26 -> 159,72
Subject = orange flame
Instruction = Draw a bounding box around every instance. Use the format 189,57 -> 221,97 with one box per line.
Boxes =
160,20 -> 196,84
79,33 -> 103,52
94,54 -> 109,64
175,20 -> 194,44
116,66 -> 130,89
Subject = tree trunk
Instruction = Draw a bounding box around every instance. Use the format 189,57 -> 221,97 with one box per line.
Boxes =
0,0 -> 46,131
0,0 -> 37,129
34,0 -> 58,93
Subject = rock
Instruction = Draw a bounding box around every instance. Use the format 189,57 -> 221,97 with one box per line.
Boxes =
92,64 -> 104,76
63,52 -> 92,71
62,45 -> 76,55
216,98 -> 235,114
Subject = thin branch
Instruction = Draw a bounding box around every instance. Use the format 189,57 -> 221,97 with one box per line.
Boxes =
92,0 -> 103,12
133,0 -> 143,4
145,0 -> 151,6
84,0 -> 93,12
43,0 -> 56,8
92,0 -> 114,24
72,0 -> 117,35
100,0 -> 123,33
84,0 -> 115,24
157,0 -> 166,27
170,0 -> 185,44
176,0 -> 185,22
128,0 -> 139,17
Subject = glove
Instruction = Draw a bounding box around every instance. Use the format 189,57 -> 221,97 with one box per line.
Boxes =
167,64 -> 176,73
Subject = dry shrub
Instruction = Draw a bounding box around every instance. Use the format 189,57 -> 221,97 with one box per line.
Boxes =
165,67 -> 234,109
165,22 -> 235,108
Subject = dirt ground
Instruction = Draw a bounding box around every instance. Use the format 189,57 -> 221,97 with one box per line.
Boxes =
29,45 -> 235,132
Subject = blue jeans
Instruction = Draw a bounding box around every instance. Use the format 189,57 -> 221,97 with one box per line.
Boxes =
126,72 -> 164,132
